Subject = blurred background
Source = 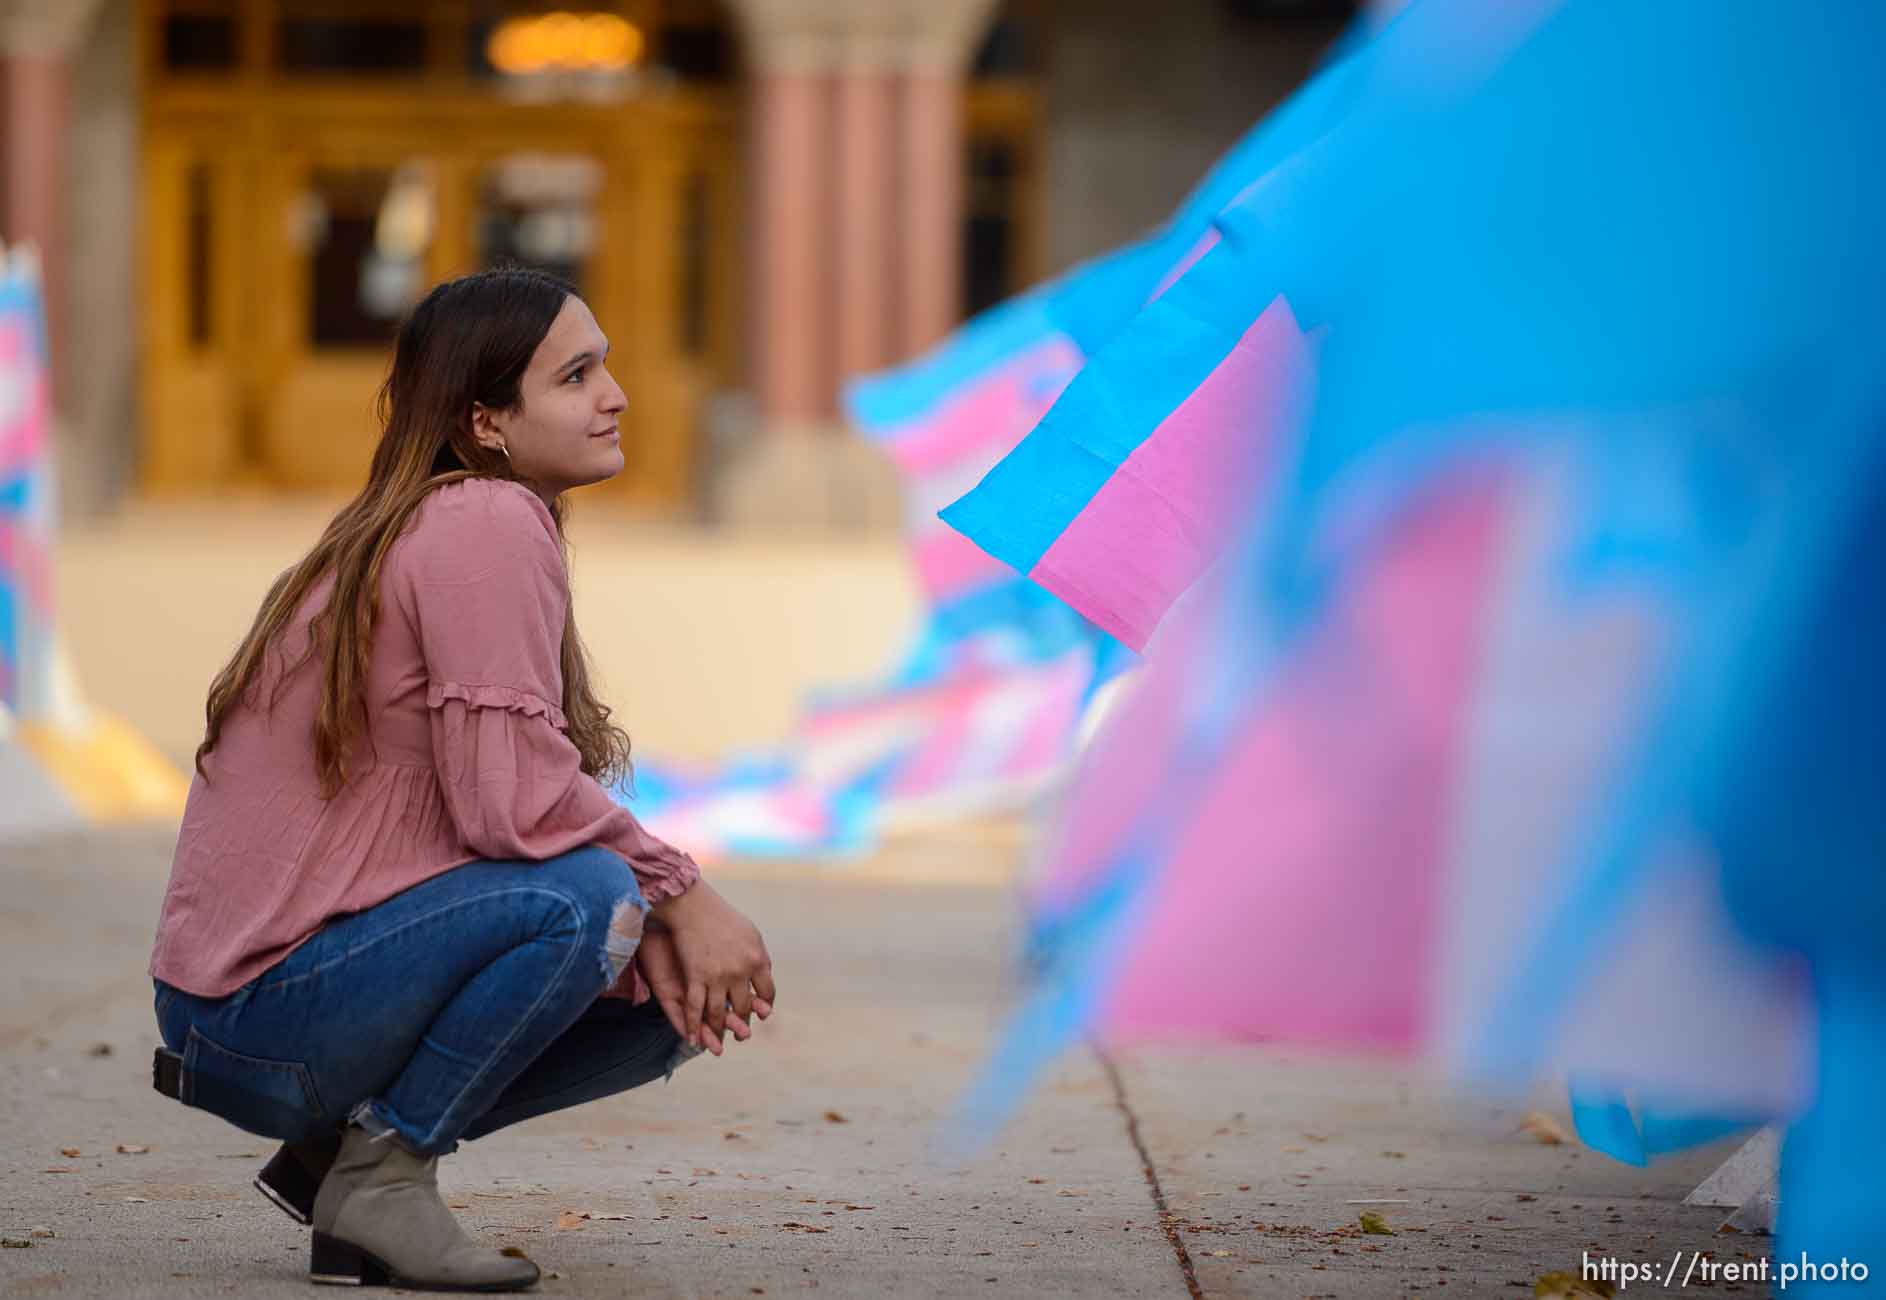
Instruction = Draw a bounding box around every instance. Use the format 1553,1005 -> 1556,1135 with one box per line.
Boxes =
3,0 -> 1357,829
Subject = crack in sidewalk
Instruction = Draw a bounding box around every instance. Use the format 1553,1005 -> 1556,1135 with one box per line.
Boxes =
1094,1044 -> 1204,1300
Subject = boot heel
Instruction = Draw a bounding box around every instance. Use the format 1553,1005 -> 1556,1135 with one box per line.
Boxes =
311,1125 -> 541,1292
310,1231 -> 389,1287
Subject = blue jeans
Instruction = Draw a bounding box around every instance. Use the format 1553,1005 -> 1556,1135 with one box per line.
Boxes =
154,847 -> 689,1156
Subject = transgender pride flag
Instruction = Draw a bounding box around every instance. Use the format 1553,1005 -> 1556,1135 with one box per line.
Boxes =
938,0 -> 1575,654
845,287 -> 1084,616
620,625 -> 1100,863
846,31 -> 1365,648
939,287 -> 1315,652
979,454 -> 1813,1109
954,0 -> 1886,1284
0,250 -> 52,718
618,33 -> 1385,864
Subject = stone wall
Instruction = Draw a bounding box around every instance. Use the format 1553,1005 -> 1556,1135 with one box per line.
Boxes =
1041,0 -> 1344,273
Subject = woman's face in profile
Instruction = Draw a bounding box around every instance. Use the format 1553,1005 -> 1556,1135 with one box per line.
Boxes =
487,294 -> 627,499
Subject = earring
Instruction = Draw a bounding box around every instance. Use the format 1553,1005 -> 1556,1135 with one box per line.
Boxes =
496,443 -> 510,460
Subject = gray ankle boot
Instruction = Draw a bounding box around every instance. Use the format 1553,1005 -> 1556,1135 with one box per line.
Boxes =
309,1124 -> 539,1292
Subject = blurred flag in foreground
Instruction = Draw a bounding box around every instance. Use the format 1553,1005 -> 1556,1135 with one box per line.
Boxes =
955,0 -> 1886,1283
935,44 -> 1368,652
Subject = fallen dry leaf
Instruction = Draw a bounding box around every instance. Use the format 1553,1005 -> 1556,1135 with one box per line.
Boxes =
59,1147 -> 80,1158
117,1144 -> 151,1155
1358,1212 -> 1395,1236
1534,1271 -> 1616,1298
124,1197 -> 150,1204
1520,1113 -> 1572,1146
42,1167 -> 75,1174
1301,1131 -> 1329,1143
822,1111 -> 848,1124
498,1246 -> 533,1261
1,1239 -> 33,1250
90,1043 -> 114,1057
29,1228 -> 52,1239
554,1211 -> 587,1231
1281,1145 -> 1307,1154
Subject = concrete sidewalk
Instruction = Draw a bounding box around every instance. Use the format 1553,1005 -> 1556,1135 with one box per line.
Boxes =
1,824 -> 1756,1299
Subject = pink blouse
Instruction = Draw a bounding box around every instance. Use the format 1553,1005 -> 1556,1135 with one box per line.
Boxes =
149,478 -> 699,1004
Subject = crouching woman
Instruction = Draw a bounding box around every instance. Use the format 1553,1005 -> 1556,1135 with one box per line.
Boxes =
149,268 -> 774,1292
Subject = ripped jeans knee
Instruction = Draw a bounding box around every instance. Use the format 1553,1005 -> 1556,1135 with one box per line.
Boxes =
602,895 -> 646,985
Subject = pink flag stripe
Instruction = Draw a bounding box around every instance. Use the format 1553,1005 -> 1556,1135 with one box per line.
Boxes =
910,529 -> 1023,602
876,338 -> 1084,479
0,526 -> 52,613
801,668 -> 1004,736
886,683 -> 983,796
0,322 -> 46,474
1081,476 -> 1511,1047
888,657 -> 1090,800
1030,296 -> 1314,651
1008,658 -> 1090,774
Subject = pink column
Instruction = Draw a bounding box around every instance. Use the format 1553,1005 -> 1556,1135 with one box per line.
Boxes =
894,71 -> 965,360
0,54 -> 69,402
832,66 -> 897,387
748,69 -> 835,423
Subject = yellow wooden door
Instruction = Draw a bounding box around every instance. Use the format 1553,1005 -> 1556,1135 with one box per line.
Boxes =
142,94 -> 739,503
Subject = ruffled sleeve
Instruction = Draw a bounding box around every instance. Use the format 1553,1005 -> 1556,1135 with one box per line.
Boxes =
391,481 -> 702,912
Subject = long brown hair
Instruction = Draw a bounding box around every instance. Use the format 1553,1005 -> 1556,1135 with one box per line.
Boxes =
196,268 -> 632,797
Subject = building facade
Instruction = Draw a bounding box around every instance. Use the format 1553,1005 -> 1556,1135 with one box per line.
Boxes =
14,0 -> 1347,522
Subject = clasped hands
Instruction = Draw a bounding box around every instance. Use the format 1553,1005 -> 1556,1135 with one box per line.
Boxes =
637,879 -> 775,1056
